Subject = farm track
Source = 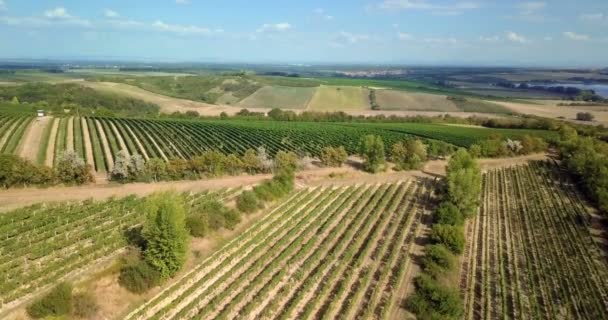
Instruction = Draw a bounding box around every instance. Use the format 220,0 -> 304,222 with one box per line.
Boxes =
461,162 -> 608,319
80,117 -> 95,169
125,179 -> 433,320
44,118 -> 59,167
17,116 -> 51,162
66,117 -> 74,152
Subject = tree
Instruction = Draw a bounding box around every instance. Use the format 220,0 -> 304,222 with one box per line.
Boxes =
111,150 -> 130,181
55,151 -> 94,185
236,190 -> 260,213
446,149 -> 481,216
142,192 -> 189,279
191,151 -> 226,176
359,135 -> 386,173
434,202 -> 464,226
0,154 -> 55,188
430,224 -> 465,254
274,151 -> 298,174
145,158 -> 167,182
576,112 -> 595,121
224,154 -> 244,175
321,146 -> 348,167
391,139 -> 427,170
242,149 -> 261,174
257,146 -> 274,173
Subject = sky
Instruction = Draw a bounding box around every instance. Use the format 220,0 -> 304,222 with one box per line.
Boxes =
0,0 -> 607,67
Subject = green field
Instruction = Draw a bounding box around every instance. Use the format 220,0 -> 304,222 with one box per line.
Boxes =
308,85 -> 370,111
238,86 -> 317,109
375,90 -> 460,112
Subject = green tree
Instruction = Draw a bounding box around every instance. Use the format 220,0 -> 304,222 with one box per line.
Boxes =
320,146 -> 348,167
224,154 -> 244,175
391,139 -> 427,170
359,135 -> 386,173
242,148 -> 261,174
274,151 -> 298,174
55,151 -> 94,185
430,224 -> 465,254
142,192 -> 189,279
145,158 -> 167,182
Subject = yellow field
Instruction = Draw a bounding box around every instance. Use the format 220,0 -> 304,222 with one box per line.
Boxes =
375,90 -> 460,112
307,85 -> 370,111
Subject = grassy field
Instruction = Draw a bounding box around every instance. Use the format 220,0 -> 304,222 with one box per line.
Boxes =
375,90 -> 459,111
238,86 -> 317,109
308,85 -> 370,111
452,98 -> 517,114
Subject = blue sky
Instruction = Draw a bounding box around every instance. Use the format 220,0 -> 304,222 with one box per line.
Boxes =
0,0 -> 607,66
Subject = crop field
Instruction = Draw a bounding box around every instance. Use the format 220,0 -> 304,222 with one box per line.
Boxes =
0,115 -> 33,155
126,179 -> 432,320
460,163 -> 608,320
0,188 -> 240,311
237,86 -> 317,109
375,90 -> 459,112
307,85 -> 371,111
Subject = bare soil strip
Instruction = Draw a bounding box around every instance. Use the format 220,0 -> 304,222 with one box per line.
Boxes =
80,118 -> 96,170
17,116 -> 52,162
66,116 -> 75,151
95,119 -> 115,170
124,124 -> 150,160
110,121 -> 129,154
44,118 -> 60,167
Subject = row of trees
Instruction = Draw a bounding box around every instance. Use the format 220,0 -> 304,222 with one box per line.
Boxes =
0,151 -> 94,189
408,149 -> 481,320
468,135 -> 547,158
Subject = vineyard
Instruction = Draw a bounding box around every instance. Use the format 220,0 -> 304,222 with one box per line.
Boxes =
125,179 -> 432,320
0,188 -> 241,312
460,163 -> 608,319
0,112 -> 556,175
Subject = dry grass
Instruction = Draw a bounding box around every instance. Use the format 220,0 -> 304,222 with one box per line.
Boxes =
307,85 -> 370,111
375,90 -> 459,112
238,86 -> 317,109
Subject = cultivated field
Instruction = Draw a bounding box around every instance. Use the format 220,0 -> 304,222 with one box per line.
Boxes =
375,90 -> 459,112
460,163 -> 608,319
126,180 -> 432,320
0,188 -> 241,314
238,86 -> 317,109
308,85 -> 371,111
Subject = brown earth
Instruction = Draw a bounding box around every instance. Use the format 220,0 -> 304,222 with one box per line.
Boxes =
17,116 -> 51,162
66,117 -> 74,151
44,118 -> 60,167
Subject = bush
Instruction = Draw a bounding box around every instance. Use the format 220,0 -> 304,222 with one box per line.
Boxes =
72,291 -> 98,318
576,112 -> 595,121
274,151 -> 298,175
118,261 -> 161,294
55,151 -> 94,185
237,190 -> 260,213
187,198 -> 241,236
0,154 -> 55,188
359,135 -> 386,173
142,192 -> 189,279
27,282 -> 73,318
391,139 -> 427,170
434,202 -> 464,226
320,146 -> 348,167
186,214 -> 210,237
406,274 -> 463,320
421,244 -> 455,278
430,224 -> 465,254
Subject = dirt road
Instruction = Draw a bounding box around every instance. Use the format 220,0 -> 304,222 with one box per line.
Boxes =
17,116 -> 52,162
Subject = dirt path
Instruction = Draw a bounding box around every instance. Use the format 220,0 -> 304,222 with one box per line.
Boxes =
17,116 -> 52,162
66,116 -> 74,151
80,118 -> 96,170
110,121 -> 129,154
95,119 -> 115,170
44,118 -> 60,167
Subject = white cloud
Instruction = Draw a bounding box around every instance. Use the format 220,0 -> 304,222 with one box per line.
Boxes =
397,32 -> 413,40
330,31 -> 370,47
479,35 -> 500,42
315,8 -> 334,20
153,20 -> 213,34
580,13 -> 605,21
379,0 -> 479,15
175,0 -> 190,4
104,9 -> 119,18
424,37 -> 458,44
506,31 -> 527,43
0,0 -> 6,11
563,31 -> 590,41
44,7 -> 71,19
256,22 -> 292,33
519,2 -> 546,15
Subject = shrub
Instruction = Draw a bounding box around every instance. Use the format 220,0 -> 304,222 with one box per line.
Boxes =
27,282 -> 73,319
242,149 -> 261,174
0,154 -> 55,188
320,146 -> 348,167
421,244 -> 455,278
187,199 -> 241,236
142,192 -> 189,279
55,151 -> 94,185
576,112 -> 595,121
72,291 -> 98,318
434,202 -> 464,226
237,190 -> 260,213
391,139 -> 428,170
186,214 -> 210,237
274,151 -> 298,175
145,158 -> 167,182
406,274 -> 463,320
359,135 -> 386,173
118,261 -> 161,294
430,224 -> 465,254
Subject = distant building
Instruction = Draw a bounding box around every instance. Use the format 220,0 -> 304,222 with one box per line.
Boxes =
37,110 -> 45,117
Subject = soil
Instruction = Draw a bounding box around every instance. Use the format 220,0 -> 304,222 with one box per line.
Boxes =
80,118 -> 96,170
44,118 -> 60,167
17,116 -> 51,162
66,116 -> 74,151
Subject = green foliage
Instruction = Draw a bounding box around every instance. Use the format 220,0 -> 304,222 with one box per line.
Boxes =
145,158 -> 168,182
430,224 -> 465,254
0,154 -> 55,188
190,151 -> 227,176
359,134 -> 386,173
142,192 -> 189,279
406,274 -> 463,320
27,282 -> 73,319
434,202 -> 464,226
72,291 -> 99,318
236,190 -> 260,213
187,198 -> 241,237
446,149 -> 481,216
55,150 -> 95,185
224,154 -> 244,175
391,139 -> 428,170
118,260 -> 161,294
320,146 -> 349,167
421,244 -> 456,278
242,149 -> 262,174
274,150 -> 298,174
